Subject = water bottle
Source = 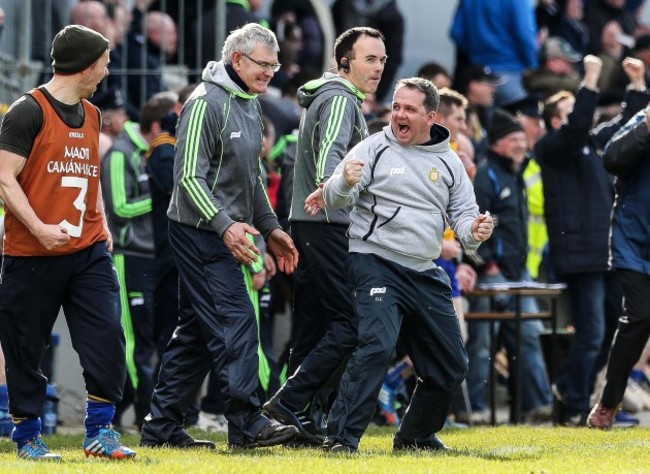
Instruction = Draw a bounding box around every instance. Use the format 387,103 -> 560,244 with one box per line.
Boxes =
42,402 -> 57,435
42,385 -> 58,436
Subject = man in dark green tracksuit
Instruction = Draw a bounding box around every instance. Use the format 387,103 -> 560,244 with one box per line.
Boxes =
263,27 -> 387,445
139,23 -> 299,450
101,118 -> 153,430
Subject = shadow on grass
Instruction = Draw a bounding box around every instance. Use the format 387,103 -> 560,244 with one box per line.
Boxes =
389,447 -> 543,461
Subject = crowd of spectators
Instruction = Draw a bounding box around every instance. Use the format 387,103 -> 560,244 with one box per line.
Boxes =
4,0 -> 650,437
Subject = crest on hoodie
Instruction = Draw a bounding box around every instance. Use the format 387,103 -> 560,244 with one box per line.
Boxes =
429,168 -> 440,182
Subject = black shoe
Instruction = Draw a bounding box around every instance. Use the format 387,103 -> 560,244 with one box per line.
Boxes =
552,383 -> 566,425
263,397 -> 324,446
228,419 -> 298,449
328,443 -> 357,454
139,430 -> 216,449
321,437 -> 337,451
393,434 -> 449,452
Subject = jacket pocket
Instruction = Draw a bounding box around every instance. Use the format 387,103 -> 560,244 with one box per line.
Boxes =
373,206 -> 444,260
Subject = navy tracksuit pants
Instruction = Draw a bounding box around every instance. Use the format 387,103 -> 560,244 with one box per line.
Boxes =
141,221 -> 268,445
327,253 -> 468,449
601,269 -> 650,408
280,221 -> 358,415
0,242 -> 126,420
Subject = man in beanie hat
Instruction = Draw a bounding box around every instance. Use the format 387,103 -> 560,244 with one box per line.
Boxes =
461,108 -> 554,425
0,25 -> 136,460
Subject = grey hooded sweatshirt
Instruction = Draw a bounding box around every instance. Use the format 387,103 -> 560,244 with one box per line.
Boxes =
167,61 -> 279,238
324,124 -> 482,272
290,72 -> 368,224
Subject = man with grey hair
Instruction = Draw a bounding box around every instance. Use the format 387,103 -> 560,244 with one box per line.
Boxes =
139,23 -> 299,450
305,77 -> 493,452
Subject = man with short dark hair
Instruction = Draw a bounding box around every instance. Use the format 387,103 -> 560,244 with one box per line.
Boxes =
263,27 -> 386,446
310,77 -> 493,452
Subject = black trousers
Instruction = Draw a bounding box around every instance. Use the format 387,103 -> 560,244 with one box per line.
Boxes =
327,253 -> 468,449
281,221 -> 357,413
153,264 -> 181,359
0,242 -> 126,419
601,269 -> 650,407
141,221 -> 267,445
113,254 -> 157,426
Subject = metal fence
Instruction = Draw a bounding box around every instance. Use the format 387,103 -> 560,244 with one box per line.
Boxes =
0,0 -> 334,118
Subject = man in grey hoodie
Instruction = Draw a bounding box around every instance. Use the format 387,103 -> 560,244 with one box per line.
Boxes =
263,27 -> 386,445
308,77 -> 493,452
139,23 -> 299,450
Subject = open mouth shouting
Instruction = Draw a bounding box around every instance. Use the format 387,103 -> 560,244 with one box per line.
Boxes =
396,122 -> 411,141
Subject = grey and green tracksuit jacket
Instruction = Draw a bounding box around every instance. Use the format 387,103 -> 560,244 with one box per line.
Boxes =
167,60 -> 279,238
101,120 -> 153,257
324,124 -> 482,272
289,72 -> 368,224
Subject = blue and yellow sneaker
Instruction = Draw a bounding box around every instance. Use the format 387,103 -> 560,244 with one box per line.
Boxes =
83,427 -> 136,459
17,436 -> 62,461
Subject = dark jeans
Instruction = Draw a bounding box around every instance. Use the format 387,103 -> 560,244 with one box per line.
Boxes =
465,271 -> 551,414
554,272 -> 611,416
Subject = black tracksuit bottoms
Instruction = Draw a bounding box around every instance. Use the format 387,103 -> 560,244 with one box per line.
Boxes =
601,269 -> 650,408
326,253 -> 468,449
141,221 -> 268,445
0,242 -> 126,419
281,221 -> 357,413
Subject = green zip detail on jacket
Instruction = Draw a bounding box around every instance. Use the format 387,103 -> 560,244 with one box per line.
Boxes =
303,77 -> 366,100
124,121 -> 149,152
227,0 -> 250,11
223,86 -> 257,100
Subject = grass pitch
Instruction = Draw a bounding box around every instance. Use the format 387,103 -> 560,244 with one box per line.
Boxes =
1,425 -> 649,473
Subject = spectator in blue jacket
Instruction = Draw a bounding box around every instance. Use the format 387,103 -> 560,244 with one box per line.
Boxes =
450,0 -> 538,106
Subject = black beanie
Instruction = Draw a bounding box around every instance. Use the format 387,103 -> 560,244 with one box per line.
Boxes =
487,108 -> 524,145
51,25 -> 109,74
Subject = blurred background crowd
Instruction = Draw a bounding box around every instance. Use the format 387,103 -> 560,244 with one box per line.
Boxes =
2,0 -> 650,434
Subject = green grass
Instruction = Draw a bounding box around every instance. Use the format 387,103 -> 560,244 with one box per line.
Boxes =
1,425 -> 649,473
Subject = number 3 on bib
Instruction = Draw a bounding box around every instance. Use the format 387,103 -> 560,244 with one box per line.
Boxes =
59,176 -> 88,238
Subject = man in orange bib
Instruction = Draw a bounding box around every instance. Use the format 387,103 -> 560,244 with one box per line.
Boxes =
0,25 -> 135,461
